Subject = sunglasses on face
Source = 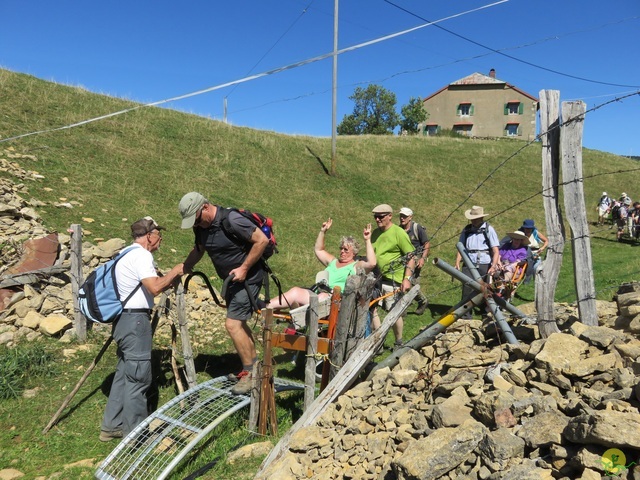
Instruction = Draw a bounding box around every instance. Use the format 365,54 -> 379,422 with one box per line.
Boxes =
374,213 -> 389,220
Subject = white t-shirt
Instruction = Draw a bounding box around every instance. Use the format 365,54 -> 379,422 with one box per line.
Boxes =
114,244 -> 157,309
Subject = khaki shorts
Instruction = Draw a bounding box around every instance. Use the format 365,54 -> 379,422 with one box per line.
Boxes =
378,282 -> 402,311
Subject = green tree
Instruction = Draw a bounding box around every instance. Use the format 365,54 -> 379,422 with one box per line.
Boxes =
337,84 -> 399,135
400,97 -> 428,134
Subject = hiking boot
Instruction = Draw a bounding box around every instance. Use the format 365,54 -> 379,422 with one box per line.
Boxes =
393,341 -> 404,352
415,300 -> 428,316
230,370 -> 252,395
99,429 -> 123,442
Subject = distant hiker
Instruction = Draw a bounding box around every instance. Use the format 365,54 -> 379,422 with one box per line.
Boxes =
519,218 -> 548,281
370,204 -> 416,349
267,217 -> 376,311
398,207 -> 430,315
100,217 -> 183,442
179,192 -> 269,395
597,192 -> 612,226
454,206 -> 500,319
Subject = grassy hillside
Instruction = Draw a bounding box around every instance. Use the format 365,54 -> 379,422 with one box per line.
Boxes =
2,69 -> 640,479
2,68 -> 638,306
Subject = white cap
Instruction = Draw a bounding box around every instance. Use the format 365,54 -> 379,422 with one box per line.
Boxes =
602,192 -> 607,196
399,207 -> 413,216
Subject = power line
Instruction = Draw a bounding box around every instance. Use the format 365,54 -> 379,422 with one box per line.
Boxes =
0,0 -> 506,144
384,0 -> 640,89
225,0 -> 316,100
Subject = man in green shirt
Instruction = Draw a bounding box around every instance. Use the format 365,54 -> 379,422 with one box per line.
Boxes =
370,204 -> 416,348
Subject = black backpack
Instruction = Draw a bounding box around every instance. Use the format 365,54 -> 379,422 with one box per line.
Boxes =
218,207 -> 278,259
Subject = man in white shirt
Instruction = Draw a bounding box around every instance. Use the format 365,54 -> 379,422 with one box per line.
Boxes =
100,217 -> 183,442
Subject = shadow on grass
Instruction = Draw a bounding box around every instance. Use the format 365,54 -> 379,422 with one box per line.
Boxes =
193,352 -> 243,379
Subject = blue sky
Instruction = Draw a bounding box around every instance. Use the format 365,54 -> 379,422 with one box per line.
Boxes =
1,0 -> 638,156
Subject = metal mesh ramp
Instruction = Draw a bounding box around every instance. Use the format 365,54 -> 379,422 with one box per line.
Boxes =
95,376 -> 303,480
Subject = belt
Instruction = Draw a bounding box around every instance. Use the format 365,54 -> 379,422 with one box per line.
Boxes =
467,249 -> 489,253
122,308 -> 152,314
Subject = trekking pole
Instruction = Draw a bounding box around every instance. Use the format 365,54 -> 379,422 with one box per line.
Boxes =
42,335 -> 113,434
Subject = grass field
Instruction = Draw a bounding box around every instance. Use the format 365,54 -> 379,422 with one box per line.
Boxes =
1,68 -> 639,479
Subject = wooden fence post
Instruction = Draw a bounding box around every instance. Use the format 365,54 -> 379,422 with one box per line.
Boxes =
69,224 -> 87,342
175,282 -> 197,389
304,293 -> 319,411
561,100 -> 598,326
536,90 -> 563,337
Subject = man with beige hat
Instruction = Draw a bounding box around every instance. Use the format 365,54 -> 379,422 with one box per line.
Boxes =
454,205 -> 500,319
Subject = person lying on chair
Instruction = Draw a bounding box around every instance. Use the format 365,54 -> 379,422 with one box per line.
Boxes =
267,218 -> 376,309
496,230 -> 530,282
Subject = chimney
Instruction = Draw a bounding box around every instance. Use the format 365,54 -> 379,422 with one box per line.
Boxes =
489,68 -> 496,78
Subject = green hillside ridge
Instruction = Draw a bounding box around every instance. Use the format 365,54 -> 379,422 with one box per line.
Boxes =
1,68 -> 639,307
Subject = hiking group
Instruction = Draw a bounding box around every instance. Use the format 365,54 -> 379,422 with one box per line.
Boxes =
97,194 -> 548,442
597,191 -> 640,242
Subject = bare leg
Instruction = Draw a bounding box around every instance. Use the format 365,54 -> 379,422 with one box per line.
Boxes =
393,316 -> 404,344
370,309 -> 381,330
267,287 -> 311,309
225,317 -> 256,368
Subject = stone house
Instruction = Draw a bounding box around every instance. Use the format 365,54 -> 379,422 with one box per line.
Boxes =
421,69 -> 539,140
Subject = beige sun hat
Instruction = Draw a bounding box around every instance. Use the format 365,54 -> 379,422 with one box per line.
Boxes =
507,230 -> 530,245
464,205 -> 487,220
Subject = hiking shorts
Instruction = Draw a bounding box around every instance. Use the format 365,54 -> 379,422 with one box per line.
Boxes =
378,281 -> 402,312
225,282 -> 261,321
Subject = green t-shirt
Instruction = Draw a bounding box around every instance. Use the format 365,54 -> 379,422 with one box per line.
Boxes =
324,259 -> 357,290
371,224 -> 414,283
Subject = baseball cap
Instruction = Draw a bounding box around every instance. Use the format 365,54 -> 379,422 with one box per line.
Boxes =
179,192 -> 206,229
399,207 -> 413,216
131,216 -> 165,238
372,204 -> 393,214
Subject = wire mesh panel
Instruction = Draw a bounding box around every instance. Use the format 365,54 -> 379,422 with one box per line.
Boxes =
95,376 -> 303,480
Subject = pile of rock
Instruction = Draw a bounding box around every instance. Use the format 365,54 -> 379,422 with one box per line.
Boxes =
0,147 -> 226,347
259,313 -> 640,480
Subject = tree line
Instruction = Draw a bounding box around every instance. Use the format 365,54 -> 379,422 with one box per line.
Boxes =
337,84 -> 428,136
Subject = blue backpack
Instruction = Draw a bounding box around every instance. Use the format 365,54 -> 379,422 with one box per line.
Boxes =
78,246 -> 142,323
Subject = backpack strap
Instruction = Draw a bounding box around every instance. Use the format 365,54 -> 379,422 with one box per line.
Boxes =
115,246 -> 143,310
463,223 -> 492,250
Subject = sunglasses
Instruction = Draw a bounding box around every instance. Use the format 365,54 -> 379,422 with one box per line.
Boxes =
373,213 -> 390,220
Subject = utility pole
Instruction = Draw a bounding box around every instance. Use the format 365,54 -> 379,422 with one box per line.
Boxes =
330,0 -> 338,176
223,97 -> 227,124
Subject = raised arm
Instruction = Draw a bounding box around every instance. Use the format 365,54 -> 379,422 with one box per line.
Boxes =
355,223 -> 377,272
314,218 -> 336,267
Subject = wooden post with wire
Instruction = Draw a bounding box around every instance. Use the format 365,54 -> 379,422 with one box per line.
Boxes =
69,224 -> 86,341
304,293 -> 319,410
258,308 -> 277,436
320,287 -> 341,392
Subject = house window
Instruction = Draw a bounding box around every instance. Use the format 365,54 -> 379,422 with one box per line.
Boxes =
424,124 -> 440,136
505,123 -> 521,136
457,103 -> 474,116
504,102 -> 523,115
453,124 -> 473,136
